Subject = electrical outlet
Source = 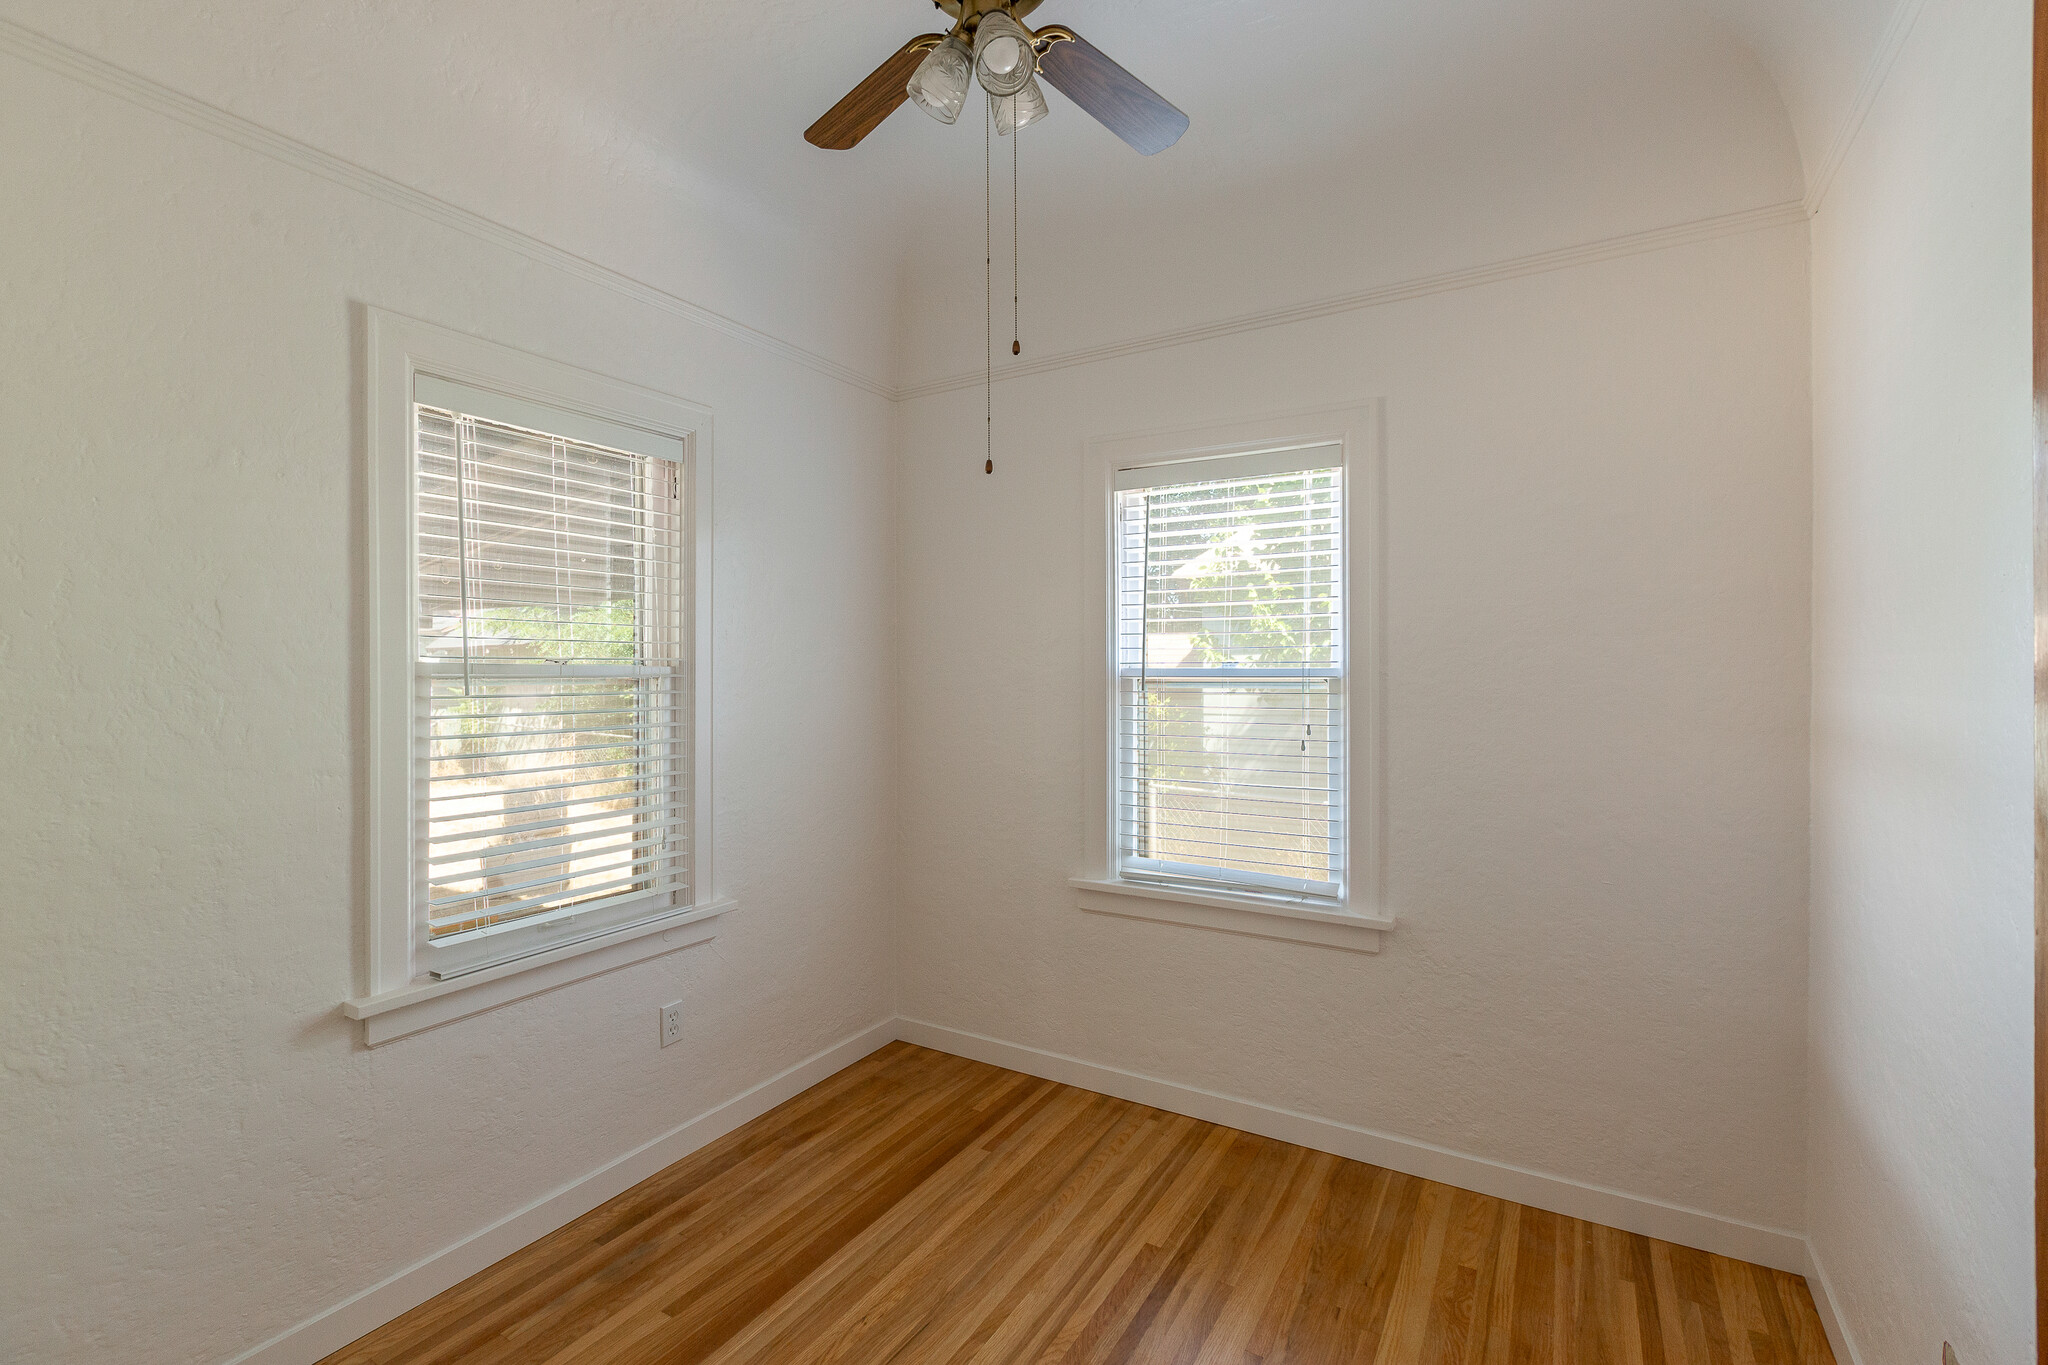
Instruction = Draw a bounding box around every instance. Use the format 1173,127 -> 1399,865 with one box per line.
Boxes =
660,1002 -> 683,1048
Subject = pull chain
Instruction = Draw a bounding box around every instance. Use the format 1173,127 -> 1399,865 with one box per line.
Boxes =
1012,101 -> 1021,357
985,94 -> 993,475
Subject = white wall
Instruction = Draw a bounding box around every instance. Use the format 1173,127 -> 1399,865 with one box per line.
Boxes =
0,44 -> 897,1365
895,10 -> 1803,389
0,2 -> 904,381
1804,0 -> 2036,1358
5,2 -> 2036,1361
896,217 -> 1816,1233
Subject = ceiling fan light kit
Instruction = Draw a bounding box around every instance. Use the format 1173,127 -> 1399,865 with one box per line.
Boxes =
803,1 -> 1188,157
908,37 -> 974,124
797,1 -> 1191,478
971,11 -> 1037,97
993,77 -> 1050,136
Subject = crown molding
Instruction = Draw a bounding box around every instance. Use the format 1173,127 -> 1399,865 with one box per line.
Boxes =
1802,0 -> 1933,216
0,17 -> 896,400
896,200 -> 1811,401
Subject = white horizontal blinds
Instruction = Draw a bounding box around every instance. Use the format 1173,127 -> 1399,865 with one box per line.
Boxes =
1116,450 -> 1344,898
415,403 -> 688,944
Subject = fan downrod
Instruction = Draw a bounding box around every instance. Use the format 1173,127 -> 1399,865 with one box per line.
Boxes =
933,0 -> 1046,29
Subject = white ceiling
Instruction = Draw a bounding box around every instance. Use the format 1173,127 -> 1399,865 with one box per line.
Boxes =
1707,0 -> 1908,176
0,0 -> 1899,235
0,0 -> 1904,378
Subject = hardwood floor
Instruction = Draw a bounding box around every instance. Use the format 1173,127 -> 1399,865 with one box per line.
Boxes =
323,1042 -> 1836,1365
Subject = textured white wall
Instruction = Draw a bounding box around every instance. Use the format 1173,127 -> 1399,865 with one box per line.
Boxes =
0,0 -> 905,384
894,17 -> 1803,390
895,221 -> 1816,1232
4,1 -> 2035,1362
0,51 -> 897,1365
1804,0 -> 2036,1359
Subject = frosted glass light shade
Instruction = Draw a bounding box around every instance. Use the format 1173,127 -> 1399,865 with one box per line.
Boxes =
994,78 -> 1049,136
973,13 -> 1036,97
907,38 -> 973,124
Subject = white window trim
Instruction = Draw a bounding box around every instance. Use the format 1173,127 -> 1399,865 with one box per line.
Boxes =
1078,402 -> 1392,953
346,308 -> 728,1044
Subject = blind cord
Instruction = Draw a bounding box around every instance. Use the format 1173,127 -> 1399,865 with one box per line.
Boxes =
551,435 -> 569,667
1137,493 -> 1152,855
455,415 -> 475,698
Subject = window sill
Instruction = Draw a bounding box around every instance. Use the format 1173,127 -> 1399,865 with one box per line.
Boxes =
1070,878 -> 1391,954
342,900 -> 733,1045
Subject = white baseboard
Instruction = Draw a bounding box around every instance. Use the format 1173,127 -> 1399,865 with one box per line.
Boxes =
1799,1240 -> 1865,1365
900,1021 -> 1868,1362
895,1018 -> 1812,1275
222,1017 -> 899,1365
221,1015 -> 1862,1365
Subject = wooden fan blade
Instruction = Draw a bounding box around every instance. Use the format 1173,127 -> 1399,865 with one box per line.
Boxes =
806,34 -> 945,150
1037,31 -> 1188,155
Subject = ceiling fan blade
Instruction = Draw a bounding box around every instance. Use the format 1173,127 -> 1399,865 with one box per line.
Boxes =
805,34 -> 945,150
1036,30 -> 1188,156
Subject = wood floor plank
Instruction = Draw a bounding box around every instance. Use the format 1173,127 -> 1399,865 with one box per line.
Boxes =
1418,1189 -> 1499,1365
1479,1202 -> 1523,1365
319,1045 -> 1837,1365
1620,1230 -> 1669,1365
929,1105 -> 1164,1365
763,1087 -> 1131,1365
1648,1241 -> 1694,1365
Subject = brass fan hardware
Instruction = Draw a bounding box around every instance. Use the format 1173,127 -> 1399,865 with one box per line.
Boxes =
935,0 -> 1047,20
804,33 -> 947,150
802,3 -> 1187,475
803,3 -> 1189,157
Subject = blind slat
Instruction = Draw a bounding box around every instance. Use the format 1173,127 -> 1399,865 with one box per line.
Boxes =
430,796 -> 692,849
1115,459 -> 1345,898
415,403 -> 690,942
429,817 -> 690,872
428,869 -> 688,928
427,832 -> 681,892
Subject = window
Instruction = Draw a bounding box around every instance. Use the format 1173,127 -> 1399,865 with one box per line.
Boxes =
354,312 -> 720,1040
412,382 -> 689,973
1114,446 -> 1346,901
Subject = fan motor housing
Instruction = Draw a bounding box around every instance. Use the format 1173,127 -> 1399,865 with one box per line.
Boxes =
935,0 -> 1046,33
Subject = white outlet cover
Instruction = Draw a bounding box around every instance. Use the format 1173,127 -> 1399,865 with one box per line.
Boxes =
660,1002 -> 683,1047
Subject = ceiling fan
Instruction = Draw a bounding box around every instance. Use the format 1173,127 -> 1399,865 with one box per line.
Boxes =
805,0 -> 1189,156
